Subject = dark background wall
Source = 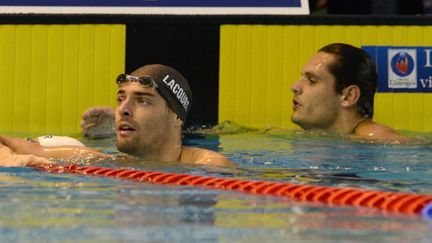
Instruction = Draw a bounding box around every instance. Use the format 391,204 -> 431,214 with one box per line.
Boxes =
125,23 -> 220,128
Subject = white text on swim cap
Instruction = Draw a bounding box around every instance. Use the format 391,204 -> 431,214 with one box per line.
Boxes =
162,74 -> 190,111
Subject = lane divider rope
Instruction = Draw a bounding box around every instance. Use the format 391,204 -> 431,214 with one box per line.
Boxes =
31,164 -> 432,219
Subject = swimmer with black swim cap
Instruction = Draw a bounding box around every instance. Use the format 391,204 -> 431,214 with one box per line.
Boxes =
82,64 -> 232,166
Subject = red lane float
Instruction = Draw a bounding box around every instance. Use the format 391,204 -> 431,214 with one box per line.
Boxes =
31,164 -> 432,219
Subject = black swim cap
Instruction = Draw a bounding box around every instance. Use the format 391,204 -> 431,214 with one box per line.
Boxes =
130,64 -> 193,122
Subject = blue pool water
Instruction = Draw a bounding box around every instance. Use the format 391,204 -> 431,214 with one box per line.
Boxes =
0,131 -> 431,242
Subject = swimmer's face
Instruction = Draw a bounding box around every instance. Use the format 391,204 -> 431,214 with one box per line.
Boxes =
291,52 -> 343,130
115,81 -> 178,156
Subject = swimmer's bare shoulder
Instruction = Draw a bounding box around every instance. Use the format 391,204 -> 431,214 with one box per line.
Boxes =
180,146 -> 234,167
352,120 -> 415,144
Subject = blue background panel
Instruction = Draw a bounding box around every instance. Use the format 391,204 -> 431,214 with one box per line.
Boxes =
363,46 -> 432,93
0,0 -> 301,7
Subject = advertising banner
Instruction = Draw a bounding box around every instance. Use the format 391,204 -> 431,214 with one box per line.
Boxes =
363,46 -> 432,92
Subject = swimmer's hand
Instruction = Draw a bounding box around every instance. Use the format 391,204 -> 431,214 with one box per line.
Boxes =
0,144 -> 53,167
80,106 -> 116,139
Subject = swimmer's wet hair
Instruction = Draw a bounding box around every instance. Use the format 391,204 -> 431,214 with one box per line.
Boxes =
319,43 -> 377,119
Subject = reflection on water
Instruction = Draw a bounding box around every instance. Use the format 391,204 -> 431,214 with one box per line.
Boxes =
0,130 -> 431,242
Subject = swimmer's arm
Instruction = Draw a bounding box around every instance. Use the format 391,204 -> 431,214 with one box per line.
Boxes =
0,135 -> 108,159
181,146 -> 234,167
0,142 -> 52,167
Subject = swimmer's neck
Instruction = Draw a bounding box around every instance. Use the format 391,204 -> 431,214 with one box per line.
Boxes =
306,114 -> 369,137
127,143 -> 184,163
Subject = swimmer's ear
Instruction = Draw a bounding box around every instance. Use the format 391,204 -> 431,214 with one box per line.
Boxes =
340,85 -> 360,108
173,115 -> 183,127
167,108 -> 182,127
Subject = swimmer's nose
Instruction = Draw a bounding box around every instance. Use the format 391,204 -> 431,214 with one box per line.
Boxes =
121,110 -> 131,117
291,79 -> 302,95
117,101 -> 132,118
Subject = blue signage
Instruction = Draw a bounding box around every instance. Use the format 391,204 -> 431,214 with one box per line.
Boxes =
0,0 -> 309,14
0,0 -> 301,7
363,46 -> 432,92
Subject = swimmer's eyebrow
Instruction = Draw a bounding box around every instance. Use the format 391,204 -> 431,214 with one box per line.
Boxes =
302,71 -> 322,80
117,89 -> 156,97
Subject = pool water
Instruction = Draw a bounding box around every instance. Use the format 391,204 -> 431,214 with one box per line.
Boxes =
0,131 -> 431,242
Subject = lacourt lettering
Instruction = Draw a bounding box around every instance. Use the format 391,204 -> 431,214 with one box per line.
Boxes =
162,75 -> 190,111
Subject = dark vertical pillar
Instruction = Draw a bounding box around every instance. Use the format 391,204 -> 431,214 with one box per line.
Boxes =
125,22 -> 220,129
